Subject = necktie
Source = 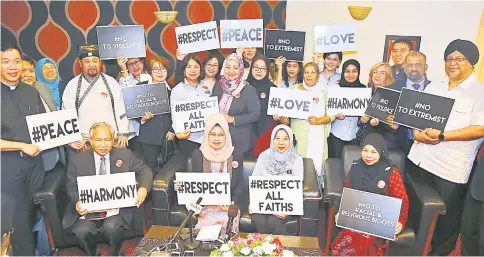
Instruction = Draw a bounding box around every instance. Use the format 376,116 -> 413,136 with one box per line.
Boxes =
412,84 -> 420,90
99,156 -> 107,175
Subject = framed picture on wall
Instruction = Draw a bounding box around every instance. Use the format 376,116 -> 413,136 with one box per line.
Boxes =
382,35 -> 422,65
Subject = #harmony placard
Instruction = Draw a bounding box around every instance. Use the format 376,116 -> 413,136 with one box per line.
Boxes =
326,88 -> 372,116
96,25 -> 146,60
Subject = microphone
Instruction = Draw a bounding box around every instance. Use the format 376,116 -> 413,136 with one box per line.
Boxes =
172,197 -> 203,241
224,204 -> 239,243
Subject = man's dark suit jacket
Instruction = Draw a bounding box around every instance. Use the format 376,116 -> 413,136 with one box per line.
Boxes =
62,148 -> 153,229
471,157 -> 484,202
211,82 -> 261,153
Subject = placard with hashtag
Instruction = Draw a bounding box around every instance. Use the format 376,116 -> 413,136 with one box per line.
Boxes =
219,19 -> 263,48
175,21 -> 220,54
313,24 -> 357,53
171,97 -> 219,133
264,29 -> 306,61
26,109 -> 82,150
266,87 -> 322,120
249,176 -> 304,215
176,172 -> 231,206
77,172 -> 138,212
96,25 -> 146,60
327,88 -> 372,116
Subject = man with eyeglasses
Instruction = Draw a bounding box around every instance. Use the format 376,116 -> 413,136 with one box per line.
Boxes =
407,39 -> 484,256
312,52 -> 342,89
62,45 -> 130,151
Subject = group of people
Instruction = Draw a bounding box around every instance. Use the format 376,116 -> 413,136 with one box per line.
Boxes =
1,33 -> 483,256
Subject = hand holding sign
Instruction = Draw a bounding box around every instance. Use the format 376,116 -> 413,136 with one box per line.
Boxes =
413,128 -> 440,145
22,143 -> 42,157
176,129 -> 191,140
135,187 -> 148,208
76,201 -> 88,216
176,49 -> 187,61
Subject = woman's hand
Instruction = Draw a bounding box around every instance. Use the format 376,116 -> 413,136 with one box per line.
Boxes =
370,118 -> 380,127
273,114 -> 281,121
386,115 -> 399,130
173,180 -> 182,191
280,117 -> 289,125
225,114 -> 235,124
360,115 -> 370,124
166,131 -> 175,141
308,116 -> 330,125
21,143 -> 42,157
395,222 -> 403,235
308,116 -> 319,125
312,53 -> 320,63
176,49 -> 186,61
336,113 -> 345,120
275,56 -> 286,67
141,112 -> 153,123
274,214 -> 288,219
176,129 -> 191,140
117,56 -> 128,71
236,48 -> 245,57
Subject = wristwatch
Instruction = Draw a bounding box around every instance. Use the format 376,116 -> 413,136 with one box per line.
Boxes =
439,131 -> 445,141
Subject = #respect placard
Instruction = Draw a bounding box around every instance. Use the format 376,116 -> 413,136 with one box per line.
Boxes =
170,97 -> 219,133
77,172 -> 138,212
326,88 -> 372,116
249,176 -> 304,215
220,19 -> 263,48
175,172 -> 231,206
267,88 -> 322,119
175,21 -> 220,54
96,25 -> 146,60
26,109 -> 82,150
314,24 -> 357,53
122,83 -> 170,118
264,29 -> 305,61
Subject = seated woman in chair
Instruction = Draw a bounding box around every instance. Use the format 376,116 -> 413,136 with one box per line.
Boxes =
332,133 -> 409,256
250,125 -> 303,235
175,113 -> 243,234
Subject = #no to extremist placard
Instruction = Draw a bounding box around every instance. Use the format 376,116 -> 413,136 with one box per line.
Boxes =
26,109 -> 82,150
220,19 -> 263,48
264,29 -> 306,61
176,172 -> 231,206
96,25 -> 146,60
77,172 -> 138,212
365,87 -> 401,122
267,88 -> 322,119
393,88 -> 454,131
122,83 -> 170,118
337,188 -> 402,241
175,21 -> 220,54
327,88 -> 372,116
249,176 -> 304,215
314,24 -> 357,53
171,97 -> 219,133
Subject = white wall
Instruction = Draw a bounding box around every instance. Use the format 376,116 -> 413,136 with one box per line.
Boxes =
286,1 -> 484,84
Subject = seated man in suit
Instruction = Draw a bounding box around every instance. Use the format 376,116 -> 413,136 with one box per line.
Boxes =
62,122 -> 153,255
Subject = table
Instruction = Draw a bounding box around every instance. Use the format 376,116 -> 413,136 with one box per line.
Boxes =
133,225 -> 322,256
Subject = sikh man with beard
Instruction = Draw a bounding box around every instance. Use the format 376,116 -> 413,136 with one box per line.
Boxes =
62,45 -> 129,151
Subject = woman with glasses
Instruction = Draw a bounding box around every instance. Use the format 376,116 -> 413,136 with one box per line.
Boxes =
289,62 -> 334,183
174,50 -> 222,94
273,56 -> 303,88
212,53 -> 260,154
137,56 -> 175,171
246,55 -> 288,156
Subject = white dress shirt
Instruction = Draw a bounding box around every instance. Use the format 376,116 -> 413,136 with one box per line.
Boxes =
408,75 -> 484,183
94,152 -> 111,175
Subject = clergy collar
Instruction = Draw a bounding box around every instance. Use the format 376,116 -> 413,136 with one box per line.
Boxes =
1,80 -> 20,90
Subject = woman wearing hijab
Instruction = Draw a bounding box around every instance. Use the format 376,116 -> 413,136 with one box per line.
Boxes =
246,55 -> 288,156
331,133 -> 409,256
287,62 -> 334,182
328,60 -> 366,159
250,125 -> 303,235
35,57 -> 61,110
174,114 -> 243,234
212,53 -> 261,154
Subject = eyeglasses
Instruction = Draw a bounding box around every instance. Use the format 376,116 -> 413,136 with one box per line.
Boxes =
445,57 -> 467,63
205,64 -> 218,69
152,67 -> 167,73
127,60 -> 141,68
253,66 -> 267,72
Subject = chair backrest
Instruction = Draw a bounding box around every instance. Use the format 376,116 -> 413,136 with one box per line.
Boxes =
342,145 -> 406,176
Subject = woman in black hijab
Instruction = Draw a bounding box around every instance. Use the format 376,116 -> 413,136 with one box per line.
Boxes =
332,133 -> 409,256
328,59 -> 366,158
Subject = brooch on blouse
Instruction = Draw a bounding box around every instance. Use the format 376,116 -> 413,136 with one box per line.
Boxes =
116,160 -> 123,167
101,92 -> 108,98
232,161 -> 239,169
377,180 -> 386,189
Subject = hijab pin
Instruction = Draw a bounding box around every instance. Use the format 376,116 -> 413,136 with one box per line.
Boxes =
116,160 -> 123,167
377,180 -> 386,189
260,92 -> 266,99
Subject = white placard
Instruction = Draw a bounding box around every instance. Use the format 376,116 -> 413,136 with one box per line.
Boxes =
176,172 -> 231,206
175,21 -> 220,54
267,88 -> 323,120
249,176 -> 304,215
220,19 -> 263,48
26,109 -> 82,150
171,97 -> 219,133
77,172 -> 138,212
314,24 -> 357,52
327,88 -> 372,116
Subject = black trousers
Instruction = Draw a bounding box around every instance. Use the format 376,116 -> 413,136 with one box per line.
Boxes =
251,214 -> 288,235
327,133 -> 357,159
460,189 -> 484,255
408,162 -> 468,255
71,215 -> 129,256
138,143 -> 162,171
1,152 -> 44,256
128,136 -> 143,159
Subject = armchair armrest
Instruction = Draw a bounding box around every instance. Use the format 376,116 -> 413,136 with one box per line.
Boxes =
33,163 -> 67,249
323,158 -> 345,205
152,153 -> 185,225
299,158 -> 321,236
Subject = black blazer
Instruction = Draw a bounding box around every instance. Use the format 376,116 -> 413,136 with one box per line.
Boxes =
190,149 -> 244,205
62,148 -> 153,229
212,82 -> 261,153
